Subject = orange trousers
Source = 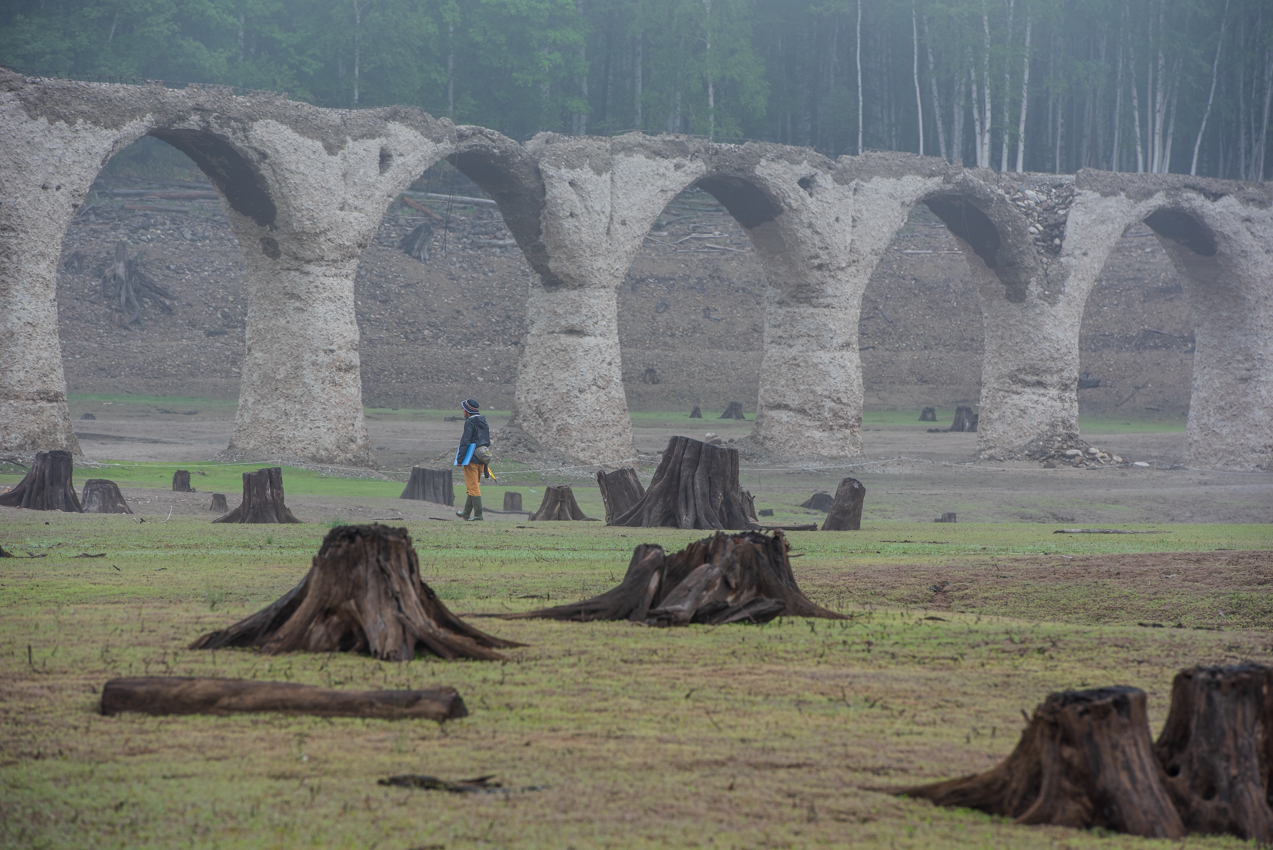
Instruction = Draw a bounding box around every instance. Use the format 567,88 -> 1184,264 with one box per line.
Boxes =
463,462 -> 482,497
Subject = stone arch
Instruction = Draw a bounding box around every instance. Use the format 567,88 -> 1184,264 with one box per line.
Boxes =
147,129 -> 277,227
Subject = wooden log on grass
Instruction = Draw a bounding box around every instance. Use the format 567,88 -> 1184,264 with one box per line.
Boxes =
400,466 -> 454,506
597,467 -> 645,525
191,524 -> 520,660
901,686 -> 1185,838
100,676 -> 467,722
212,467 -> 300,523
81,479 -> 132,514
0,450 -> 82,512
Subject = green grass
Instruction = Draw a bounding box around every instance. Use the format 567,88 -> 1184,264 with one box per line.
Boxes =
1,512 -> 1270,848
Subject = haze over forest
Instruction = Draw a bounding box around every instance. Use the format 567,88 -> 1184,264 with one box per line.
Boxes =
2,0 -> 1270,179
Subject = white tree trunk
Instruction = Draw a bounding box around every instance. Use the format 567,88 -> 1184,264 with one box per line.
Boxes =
634,35 -> 643,129
999,0 -> 1015,171
856,0 -> 864,154
912,4 -> 924,155
1130,47 -> 1145,172
978,3 -> 993,167
922,12 -> 948,160
1190,0 -> 1228,175
1014,14 -> 1031,172
1111,22 -> 1124,171
1259,49 -> 1273,180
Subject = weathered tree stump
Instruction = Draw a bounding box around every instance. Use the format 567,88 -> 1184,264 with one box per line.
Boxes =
173,470 -> 194,492
212,467 -> 300,524
528,485 -> 590,521
640,367 -> 660,385
920,407 -> 937,422
689,406 -> 702,419
505,530 -> 843,626
503,492 -> 522,511
400,466 -> 454,506
210,493 -> 229,513
597,467 -> 646,525
81,479 -> 132,514
822,478 -> 866,531
719,401 -> 746,420
935,512 -> 957,523
100,676 -> 467,722
0,450 -> 82,512
902,686 -> 1184,838
191,524 -> 521,660
950,406 -> 978,432
611,436 -> 756,530
1154,664 -> 1273,841
80,412 -> 96,420
800,492 -> 834,512
400,222 -> 435,262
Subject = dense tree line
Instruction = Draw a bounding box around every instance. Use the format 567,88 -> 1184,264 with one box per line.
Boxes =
3,0 -> 1270,178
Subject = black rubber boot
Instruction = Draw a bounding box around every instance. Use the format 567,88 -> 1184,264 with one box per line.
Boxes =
457,495 -> 473,520
469,496 -> 484,521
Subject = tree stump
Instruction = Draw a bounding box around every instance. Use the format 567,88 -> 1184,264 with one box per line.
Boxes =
597,467 -> 646,525
528,485 -> 590,521
1154,664 -> 1273,841
800,492 -> 834,512
950,406 -> 977,432
689,406 -> 702,419
902,686 -> 1185,838
191,524 -> 521,660
505,530 -> 843,626
81,479 -> 132,514
822,478 -> 866,531
172,470 -> 194,492
920,407 -> 937,422
100,676 -> 468,722
503,492 -> 522,512
611,436 -> 757,530
400,466 -> 454,506
719,401 -> 746,420
0,450 -> 82,512
935,512 -> 957,523
210,493 -> 229,513
400,222 -> 434,262
212,467 -> 300,524
80,412 -> 96,420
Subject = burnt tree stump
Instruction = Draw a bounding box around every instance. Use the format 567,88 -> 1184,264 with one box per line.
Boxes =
173,470 -> 194,492
719,401 -> 746,420
191,524 -> 521,661
0,450 -> 82,512
528,485 -> 590,521
822,478 -> 866,531
505,530 -> 843,626
100,676 -> 468,722
503,492 -> 522,512
800,492 -> 834,512
949,406 -> 978,432
902,686 -> 1185,838
81,479 -> 132,514
1155,664 -> 1273,842
920,407 -> 937,422
597,467 -> 646,525
210,493 -> 229,513
212,467 -> 300,524
611,436 -> 756,530
400,467 -> 454,506
689,406 -> 703,419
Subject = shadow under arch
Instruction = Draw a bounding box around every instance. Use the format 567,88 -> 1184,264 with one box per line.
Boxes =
1142,207 -> 1219,258
146,129 -> 276,228
920,189 -> 1035,304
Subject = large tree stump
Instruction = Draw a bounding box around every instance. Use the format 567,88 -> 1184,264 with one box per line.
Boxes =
191,524 -> 521,660
0,450 -> 82,512
528,485 -> 590,521
920,407 -> 937,422
821,477 -> 866,531
611,436 -> 757,530
503,492 -> 522,511
400,466 -> 454,506
81,479 -> 132,514
902,686 -> 1185,838
173,470 -> 194,492
100,676 -> 467,722
597,467 -> 646,525
1154,664 -> 1273,841
719,401 -> 746,420
949,406 -> 978,432
689,406 -> 702,419
400,222 -> 435,262
212,467 -> 300,524
504,530 -> 843,626
210,493 -> 229,513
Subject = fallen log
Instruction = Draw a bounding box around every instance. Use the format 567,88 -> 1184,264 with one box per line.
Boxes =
1054,529 -> 1168,534
99,676 -> 467,722
502,530 -> 843,626
901,686 -> 1184,838
0,450 -> 82,512
191,524 -> 519,660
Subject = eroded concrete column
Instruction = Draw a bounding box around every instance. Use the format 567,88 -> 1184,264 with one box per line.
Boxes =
510,135 -> 702,463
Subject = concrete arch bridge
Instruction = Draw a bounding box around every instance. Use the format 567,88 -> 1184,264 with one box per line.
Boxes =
3,69 -> 1269,472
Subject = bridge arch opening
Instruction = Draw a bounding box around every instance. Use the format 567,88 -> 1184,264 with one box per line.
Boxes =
920,191 -> 1030,304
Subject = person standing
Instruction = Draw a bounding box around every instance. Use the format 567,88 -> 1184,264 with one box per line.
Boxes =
454,398 -> 491,521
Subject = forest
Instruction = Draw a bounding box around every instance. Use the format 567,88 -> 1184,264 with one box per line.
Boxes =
2,0 -> 1270,180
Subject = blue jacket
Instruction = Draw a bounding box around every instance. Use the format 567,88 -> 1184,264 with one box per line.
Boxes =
455,414 -> 490,465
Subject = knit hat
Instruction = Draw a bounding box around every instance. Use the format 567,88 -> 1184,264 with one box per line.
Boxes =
461,399 -> 480,415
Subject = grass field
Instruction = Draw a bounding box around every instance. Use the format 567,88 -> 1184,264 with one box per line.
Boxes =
2,504 -> 1270,849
